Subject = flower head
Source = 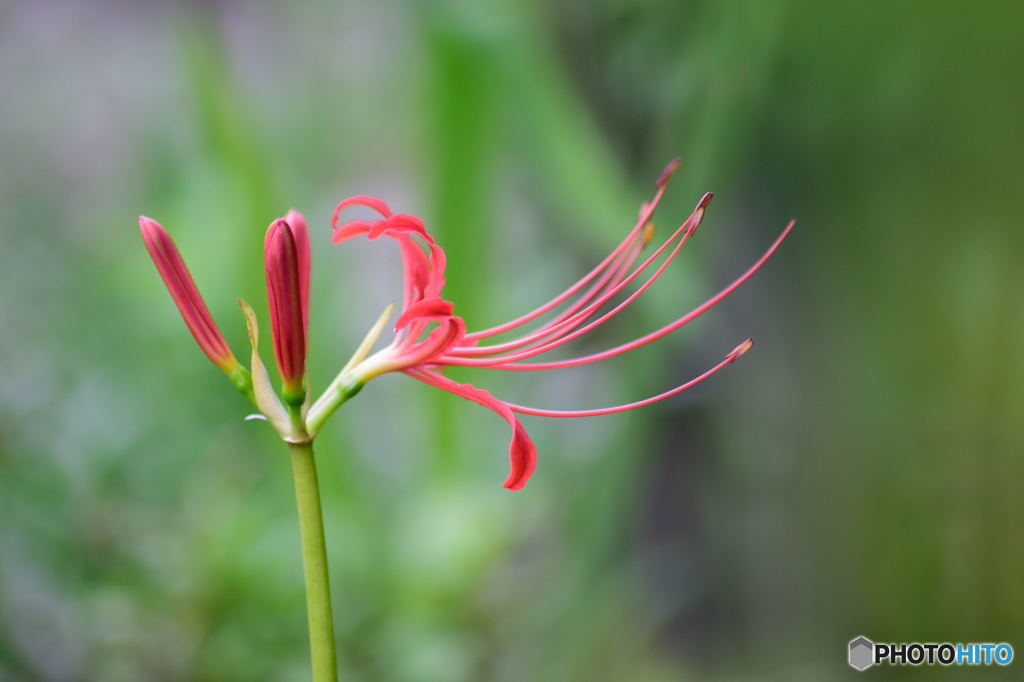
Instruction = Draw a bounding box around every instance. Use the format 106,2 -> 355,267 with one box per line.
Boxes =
311,159 -> 793,490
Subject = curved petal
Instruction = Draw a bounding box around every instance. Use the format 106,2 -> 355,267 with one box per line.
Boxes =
399,316 -> 466,363
332,218 -> 383,244
349,316 -> 465,382
374,212 -> 427,239
424,242 -> 447,298
406,369 -> 537,490
396,234 -> 432,305
332,198 -> 452,340
331,195 -> 392,229
395,297 -> 454,330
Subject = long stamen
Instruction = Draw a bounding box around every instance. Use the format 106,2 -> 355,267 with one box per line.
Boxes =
460,220 -> 793,371
543,214 -> 656,329
505,339 -> 752,417
454,229 -> 644,357
464,158 -> 680,341
451,194 -> 709,359
547,232 -> 643,325
331,195 -> 392,227
546,230 -> 645,328
505,214 -> 697,358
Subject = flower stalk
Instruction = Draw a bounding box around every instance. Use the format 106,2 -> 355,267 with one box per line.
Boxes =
141,210 -> 337,682
289,441 -> 337,682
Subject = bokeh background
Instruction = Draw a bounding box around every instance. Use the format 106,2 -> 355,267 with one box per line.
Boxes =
2,1 -> 1022,680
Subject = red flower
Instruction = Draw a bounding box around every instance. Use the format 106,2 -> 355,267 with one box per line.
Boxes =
325,159 -> 794,490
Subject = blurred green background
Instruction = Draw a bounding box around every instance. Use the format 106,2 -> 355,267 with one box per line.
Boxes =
2,1 -> 1022,680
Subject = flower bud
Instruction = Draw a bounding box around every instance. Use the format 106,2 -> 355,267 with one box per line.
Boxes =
265,215 -> 310,404
139,216 -> 248,392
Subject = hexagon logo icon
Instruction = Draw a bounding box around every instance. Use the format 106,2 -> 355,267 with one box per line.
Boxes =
849,636 -> 875,671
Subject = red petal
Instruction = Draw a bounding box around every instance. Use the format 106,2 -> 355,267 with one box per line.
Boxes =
395,297 -> 454,330
332,218 -> 381,243
384,213 -> 428,237
284,210 -> 310,332
407,369 -> 537,490
331,195 -> 392,229
396,316 -> 465,363
331,202 -> 451,340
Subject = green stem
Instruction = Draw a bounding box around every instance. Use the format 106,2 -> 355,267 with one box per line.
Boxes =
288,441 -> 337,682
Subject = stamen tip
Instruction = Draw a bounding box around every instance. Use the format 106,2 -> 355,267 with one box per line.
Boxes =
683,193 -> 714,237
726,338 -> 753,363
655,157 -> 681,188
642,221 -> 656,245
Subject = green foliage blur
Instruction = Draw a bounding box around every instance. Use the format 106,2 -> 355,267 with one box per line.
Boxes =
2,1 -> 1022,680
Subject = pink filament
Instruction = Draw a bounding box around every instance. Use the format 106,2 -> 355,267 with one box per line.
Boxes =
505,341 -> 749,417
479,220 -> 794,371
450,194 -> 710,360
463,176 -> 674,342
452,229 -> 645,357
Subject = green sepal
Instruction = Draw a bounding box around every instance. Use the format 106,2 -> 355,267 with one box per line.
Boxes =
239,299 -> 305,442
226,364 -> 256,406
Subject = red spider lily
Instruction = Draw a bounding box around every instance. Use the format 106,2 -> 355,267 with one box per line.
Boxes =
321,159 -> 794,490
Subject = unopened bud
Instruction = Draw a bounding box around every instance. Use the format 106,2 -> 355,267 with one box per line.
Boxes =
265,215 -> 310,405
139,216 -> 248,393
